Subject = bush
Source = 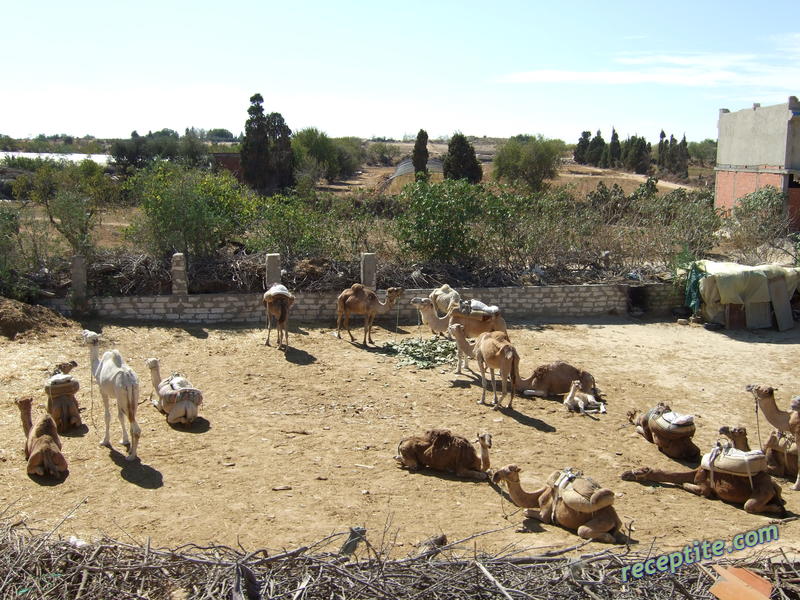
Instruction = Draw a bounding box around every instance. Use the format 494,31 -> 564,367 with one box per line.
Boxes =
125,163 -> 259,259
725,186 -> 793,264
493,135 -> 563,191
366,142 -> 402,166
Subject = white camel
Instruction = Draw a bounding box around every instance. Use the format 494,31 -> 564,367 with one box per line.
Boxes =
81,330 -> 141,460
563,380 -> 606,414
145,358 -> 202,425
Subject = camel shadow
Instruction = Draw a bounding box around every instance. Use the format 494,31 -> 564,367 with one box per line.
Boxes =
168,416 -> 211,434
28,471 -> 69,486
62,424 -> 90,438
400,466 -> 491,485
283,347 -> 317,365
180,326 -> 209,339
494,405 -> 557,433
109,449 -> 163,489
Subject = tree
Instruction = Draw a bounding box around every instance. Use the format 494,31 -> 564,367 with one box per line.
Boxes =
265,112 -> 294,189
586,130 -> 605,166
412,129 -> 429,174
493,135 -> 563,191
687,139 -> 717,166
207,128 -> 235,142
443,133 -> 482,183
621,135 -> 651,174
574,131 -> 591,164
292,127 -> 338,184
240,93 -> 271,193
657,130 -> 667,168
609,128 -> 621,167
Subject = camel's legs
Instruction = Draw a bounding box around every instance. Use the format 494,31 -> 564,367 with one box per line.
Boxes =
126,410 -> 141,461
793,447 -> 800,491
478,359 -> 487,405
577,516 -> 617,543
335,310 -> 343,339
489,368 -> 499,408
117,403 -> 130,447
345,313 -> 355,341
622,467 -> 697,485
67,398 -> 81,428
265,306 -> 272,346
100,393 -> 112,448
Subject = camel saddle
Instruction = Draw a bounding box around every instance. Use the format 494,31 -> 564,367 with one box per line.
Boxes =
701,443 -> 767,478
770,432 -> 797,454
547,468 -> 614,516
157,375 -> 202,406
45,373 -> 80,398
264,284 -> 293,299
456,299 -> 501,317
648,409 -> 695,440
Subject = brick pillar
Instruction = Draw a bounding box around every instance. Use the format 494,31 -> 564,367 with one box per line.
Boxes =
171,253 -> 188,296
68,255 -> 89,314
265,253 -> 281,287
360,252 -> 377,290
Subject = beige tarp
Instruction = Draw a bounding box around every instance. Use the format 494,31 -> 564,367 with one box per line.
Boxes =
696,260 -> 800,324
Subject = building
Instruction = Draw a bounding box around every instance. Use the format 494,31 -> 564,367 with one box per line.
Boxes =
715,96 -> 800,228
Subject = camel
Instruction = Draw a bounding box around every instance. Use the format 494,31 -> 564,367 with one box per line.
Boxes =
82,330 -> 141,461
516,361 -> 596,398
429,284 -> 461,315
396,429 -> 492,480
720,425 -> 798,479
448,322 -> 508,375
336,284 -> 404,345
475,331 -> 519,409
145,358 -> 203,425
15,397 -> 68,478
627,403 -> 700,461
410,297 -> 507,338
620,441 -> 786,516
262,284 -> 295,349
45,372 -> 82,433
747,384 -> 800,490
493,465 -> 622,543
564,379 -> 606,414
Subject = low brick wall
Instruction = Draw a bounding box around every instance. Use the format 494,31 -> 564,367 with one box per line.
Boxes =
41,283 -> 684,325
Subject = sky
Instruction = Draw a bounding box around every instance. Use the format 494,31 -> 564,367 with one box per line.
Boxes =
2,0 -> 799,144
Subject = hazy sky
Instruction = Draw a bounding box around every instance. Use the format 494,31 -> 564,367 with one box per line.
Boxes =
3,0 -> 799,144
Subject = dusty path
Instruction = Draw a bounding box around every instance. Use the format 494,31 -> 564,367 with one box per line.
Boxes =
1,316 -> 798,558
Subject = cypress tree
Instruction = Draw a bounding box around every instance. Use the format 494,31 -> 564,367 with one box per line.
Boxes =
412,129 -> 429,174
443,133 -> 482,183
241,93 -> 270,193
586,130 -> 606,166
574,131 -> 591,164
609,128 -> 621,167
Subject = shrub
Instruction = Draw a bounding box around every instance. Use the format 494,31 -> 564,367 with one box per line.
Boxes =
725,186 -> 793,264
493,135 -> 563,191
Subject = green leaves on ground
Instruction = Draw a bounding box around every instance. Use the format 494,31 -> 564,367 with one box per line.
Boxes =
382,336 -> 457,369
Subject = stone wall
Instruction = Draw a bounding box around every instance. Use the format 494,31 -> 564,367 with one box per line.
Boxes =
41,283 -> 684,326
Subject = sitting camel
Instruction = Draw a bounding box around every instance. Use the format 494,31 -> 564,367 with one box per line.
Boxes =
45,372 -> 82,433
620,441 -> 785,516
516,361 -> 596,398
262,283 -> 295,349
429,284 -> 461,315
145,358 -> 203,425
475,331 -> 519,409
396,429 -> 492,480
564,380 -> 606,414
410,297 -> 507,338
627,403 -> 700,461
493,465 -> 622,543
747,384 -> 800,490
336,284 -> 404,345
720,425 -> 798,480
82,330 -> 141,461
15,397 -> 68,478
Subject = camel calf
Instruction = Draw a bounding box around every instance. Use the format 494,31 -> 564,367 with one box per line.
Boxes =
16,397 -> 68,478
475,331 -> 519,409
396,429 -> 492,480
263,284 -> 295,349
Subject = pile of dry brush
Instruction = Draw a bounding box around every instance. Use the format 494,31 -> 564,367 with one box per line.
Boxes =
2,509 -> 798,600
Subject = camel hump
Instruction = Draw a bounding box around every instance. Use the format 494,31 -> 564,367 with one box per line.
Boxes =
351,283 -> 365,292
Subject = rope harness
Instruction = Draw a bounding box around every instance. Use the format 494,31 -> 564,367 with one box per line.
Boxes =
550,467 -> 581,525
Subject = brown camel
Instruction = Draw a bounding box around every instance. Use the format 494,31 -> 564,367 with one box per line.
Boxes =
493,465 -> 622,543
627,403 -> 700,461
720,425 -> 798,480
15,397 -> 68,478
620,442 -> 786,515
262,284 -> 295,349
336,284 -> 404,345
516,361 -> 596,397
747,384 -> 800,490
474,331 -> 519,409
396,429 -> 492,480
45,373 -> 82,433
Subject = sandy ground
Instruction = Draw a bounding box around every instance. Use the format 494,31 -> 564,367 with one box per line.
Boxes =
1,315 -> 799,559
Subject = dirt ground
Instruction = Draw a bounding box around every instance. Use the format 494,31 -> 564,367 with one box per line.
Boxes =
1,312 -> 799,559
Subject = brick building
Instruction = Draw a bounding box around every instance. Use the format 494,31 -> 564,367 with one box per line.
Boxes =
715,96 -> 800,228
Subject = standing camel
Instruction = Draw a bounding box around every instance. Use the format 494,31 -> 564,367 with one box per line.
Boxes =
475,331 -> 519,409
262,284 -> 295,349
747,384 -> 800,490
82,330 -> 141,461
410,297 -> 506,338
336,284 -> 404,345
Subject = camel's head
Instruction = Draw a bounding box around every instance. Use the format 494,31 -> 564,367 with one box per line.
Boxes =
448,323 -> 464,337
491,464 -> 521,484
568,379 -> 581,393
475,431 -> 492,449
15,396 -> 33,412
765,429 -> 782,450
386,287 -> 404,301
80,330 -> 100,346
458,299 -> 472,313
719,425 -> 747,438
652,402 -> 671,416
746,384 -> 775,399
410,297 -> 434,310
791,396 -> 800,413
144,358 -> 160,370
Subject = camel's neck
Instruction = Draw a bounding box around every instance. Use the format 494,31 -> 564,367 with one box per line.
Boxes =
758,395 -> 792,432
17,404 -> 32,438
88,345 -> 100,379
515,371 -> 534,393
479,444 -> 490,472
503,478 -> 544,508
375,297 -> 396,315
731,435 -> 751,452
423,306 -> 449,328
148,365 -> 163,389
